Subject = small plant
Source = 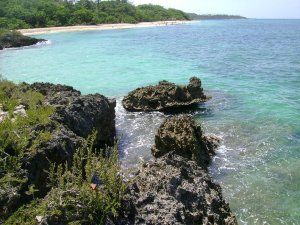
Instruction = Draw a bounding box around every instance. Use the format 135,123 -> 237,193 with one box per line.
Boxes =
25,184 -> 39,199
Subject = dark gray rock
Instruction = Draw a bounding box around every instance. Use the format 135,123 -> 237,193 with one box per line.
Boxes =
122,77 -> 209,112
24,123 -> 83,197
151,115 -> 219,168
0,31 -> 45,50
123,153 -> 237,225
114,116 -> 235,225
30,82 -> 116,147
202,134 -> 221,157
0,82 -> 117,221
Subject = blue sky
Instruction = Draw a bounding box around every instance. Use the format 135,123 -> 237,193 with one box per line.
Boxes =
132,0 -> 300,19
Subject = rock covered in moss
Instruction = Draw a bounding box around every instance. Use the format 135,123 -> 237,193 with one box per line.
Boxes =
122,77 -> 209,112
30,82 -> 116,147
124,153 -> 237,225
0,30 -> 45,50
151,115 -> 219,168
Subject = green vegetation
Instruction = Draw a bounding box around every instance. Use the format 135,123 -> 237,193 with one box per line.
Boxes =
4,133 -> 128,225
136,5 -> 189,22
0,78 -> 54,174
0,79 -> 128,224
0,0 -> 190,30
187,13 -> 246,20
0,78 -> 55,221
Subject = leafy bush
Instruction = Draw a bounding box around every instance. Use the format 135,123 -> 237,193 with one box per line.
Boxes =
4,133 -> 128,225
0,0 -> 189,29
137,4 -> 190,22
0,78 -> 54,174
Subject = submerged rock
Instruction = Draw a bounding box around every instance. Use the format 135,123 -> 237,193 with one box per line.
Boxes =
151,115 -> 219,168
0,30 -> 45,50
123,153 -> 237,225
122,77 -> 209,112
30,82 -> 116,147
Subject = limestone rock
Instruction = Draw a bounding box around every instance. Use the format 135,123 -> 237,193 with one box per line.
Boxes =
30,82 -> 116,147
122,77 -> 209,112
123,154 -> 238,225
151,115 -> 219,168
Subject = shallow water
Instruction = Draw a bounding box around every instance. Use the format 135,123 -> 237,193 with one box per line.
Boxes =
1,19 -> 300,224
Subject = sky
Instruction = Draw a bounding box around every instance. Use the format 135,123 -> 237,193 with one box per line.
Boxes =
131,0 -> 300,19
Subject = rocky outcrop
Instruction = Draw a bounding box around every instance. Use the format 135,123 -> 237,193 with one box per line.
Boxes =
23,83 -> 116,194
24,123 -> 83,197
0,30 -> 45,50
151,115 -> 219,168
30,82 -> 116,147
122,77 -> 209,112
115,116 -> 236,225
122,153 -> 237,225
0,82 -> 116,221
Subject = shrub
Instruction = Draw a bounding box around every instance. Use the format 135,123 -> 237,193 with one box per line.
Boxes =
0,78 -> 54,174
0,0 -> 189,29
4,133 -> 128,225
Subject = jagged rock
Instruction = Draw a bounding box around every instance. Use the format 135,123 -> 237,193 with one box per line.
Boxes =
0,82 -> 117,221
122,77 -> 209,112
13,105 -> 27,118
151,115 -> 219,168
123,153 -> 237,225
115,116 -> 233,225
1,105 -> 27,124
0,110 -> 8,123
30,82 -> 116,147
202,134 -> 221,156
0,30 -> 45,50
23,123 -> 83,197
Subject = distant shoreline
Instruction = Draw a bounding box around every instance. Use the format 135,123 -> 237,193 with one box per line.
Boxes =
18,21 -> 193,36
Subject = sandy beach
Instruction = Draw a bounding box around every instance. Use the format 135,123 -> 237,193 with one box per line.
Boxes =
18,21 -> 192,36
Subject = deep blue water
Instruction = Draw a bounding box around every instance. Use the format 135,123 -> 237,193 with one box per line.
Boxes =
0,19 -> 299,224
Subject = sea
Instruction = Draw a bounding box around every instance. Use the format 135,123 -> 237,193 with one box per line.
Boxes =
0,19 -> 299,224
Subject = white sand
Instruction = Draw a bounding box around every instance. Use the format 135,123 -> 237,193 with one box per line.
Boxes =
19,21 -> 193,36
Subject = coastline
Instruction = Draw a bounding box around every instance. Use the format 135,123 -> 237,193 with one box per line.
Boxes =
18,20 -> 193,36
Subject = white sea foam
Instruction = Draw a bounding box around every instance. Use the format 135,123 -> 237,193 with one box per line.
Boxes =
115,98 -> 166,168
35,40 -> 52,46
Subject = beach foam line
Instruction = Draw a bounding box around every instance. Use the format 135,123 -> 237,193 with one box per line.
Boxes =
19,21 -> 194,36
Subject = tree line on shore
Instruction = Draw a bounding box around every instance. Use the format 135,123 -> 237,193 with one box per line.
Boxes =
187,13 -> 246,20
0,0 -> 190,30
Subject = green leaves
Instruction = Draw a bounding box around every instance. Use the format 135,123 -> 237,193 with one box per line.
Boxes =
6,134 -> 128,225
0,0 -> 189,29
0,79 -> 54,175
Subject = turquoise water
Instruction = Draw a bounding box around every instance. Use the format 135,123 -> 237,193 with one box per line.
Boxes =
0,20 -> 300,224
